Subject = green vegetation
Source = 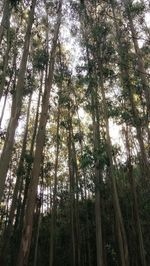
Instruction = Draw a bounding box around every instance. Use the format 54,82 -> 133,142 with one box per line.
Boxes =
0,0 -> 150,265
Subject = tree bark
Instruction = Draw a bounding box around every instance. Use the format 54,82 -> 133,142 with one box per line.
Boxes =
0,94 -> 32,266
0,0 -> 37,202
86,32 -> 104,266
0,0 -> 11,45
49,100 -> 60,266
111,0 -> 150,182
17,2 -> 62,265
99,68 -> 129,266
79,2 -> 105,261
123,0 -> 150,116
0,24 -> 11,100
124,126 -> 146,266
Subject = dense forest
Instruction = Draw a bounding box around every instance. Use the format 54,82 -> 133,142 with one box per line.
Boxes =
0,0 -> 150,265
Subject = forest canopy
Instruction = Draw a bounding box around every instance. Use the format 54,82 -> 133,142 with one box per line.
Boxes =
0,0 -> 150,265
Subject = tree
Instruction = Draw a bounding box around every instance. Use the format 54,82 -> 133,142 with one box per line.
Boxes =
17,1 -> 63,264
0,0 -> 37,202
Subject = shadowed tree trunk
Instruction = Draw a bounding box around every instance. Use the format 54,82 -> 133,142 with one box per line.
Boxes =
0,25 -> 11,100
111,0 -> 150,182
0,0 -> 37,202
17,2 -> 63,265
123,0 -> 150,116
86,47 -> 104,266
98,66 -> 129,266
0,93 -> 32,266
49,98 -> 60,266
124,126 -> 146,266
0,0 -> 11,45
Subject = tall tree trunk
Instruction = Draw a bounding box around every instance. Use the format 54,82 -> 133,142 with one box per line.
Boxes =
124,126 -> 146,266
0,0 -> 11,45
71,121 -> 81,266
15,71 -> 43,253
111,0 -> 149,181
17,3 -> 62,265
33,201 -> 41,266
10,70 -> 42,266
92,97 -> 104,266
67,115 -> 76,266
86,47 -> 104,266
0,39 -> 17,127
0,0 -> 37,202
123,0 -> 150,116
75,105 -> 92,266
30,71 -> 43,154
99,67 -> 129,266
49,101 -> 60,266
0,25 -> 11,100
0,93 -> 32,266
66,89 -> 82,266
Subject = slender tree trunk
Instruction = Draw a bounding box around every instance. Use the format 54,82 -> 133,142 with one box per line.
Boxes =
86,47 -> 104,266
124,126 -> 146,266
11,70 -> 42,266
99,69 -> 129,266
75,106 -> 92,266
0,91 -> 8,128
33,204 -> 41,266
49,101 -> 60,266
66,91 -> 82,266
92,100 -> 104,266
67,99 -> 81,266
30,71 -> 43,154
0,93 -> 32,266
72,133 -> 81,266
0,0 -> 11,45
0,44 -> 17,128
111,0 -> 149,181
0,25 -> 11,100
67,118 -> 76,266
15,72 -> 43,254
17,3 -> 62,265
0,0 -> 37,202
123,0 -> 150,116
79,2 -> 103,255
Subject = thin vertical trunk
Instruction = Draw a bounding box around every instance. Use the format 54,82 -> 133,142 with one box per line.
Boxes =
123,0 -> 150,116
10,71 -> 42,266
0,0 -> 37,202
124,126 -> 146,266
3,162 -> 13,228
75,107 -> 92,266
0,93 -> 32,266
89,3 -> 130,258
30,71 -> 43,154
49,102 -> 60,266
86,47 -> 104,266
111,0 -> 149,181
0,44 -> 17,128
99,69 -> 129,266
66,92 -> 81,266
80,2 -> 104,259
14,71 -> 43,242
0,91 -> 8,128
17,3 -> 62,265
124,0 -> 150,149
33,204 -> 41,266
67,117 -> 76,266
0,25 -> 11,100
0,0 -> 11,45
91,87 -> 104,266
71,126 -> 81,266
